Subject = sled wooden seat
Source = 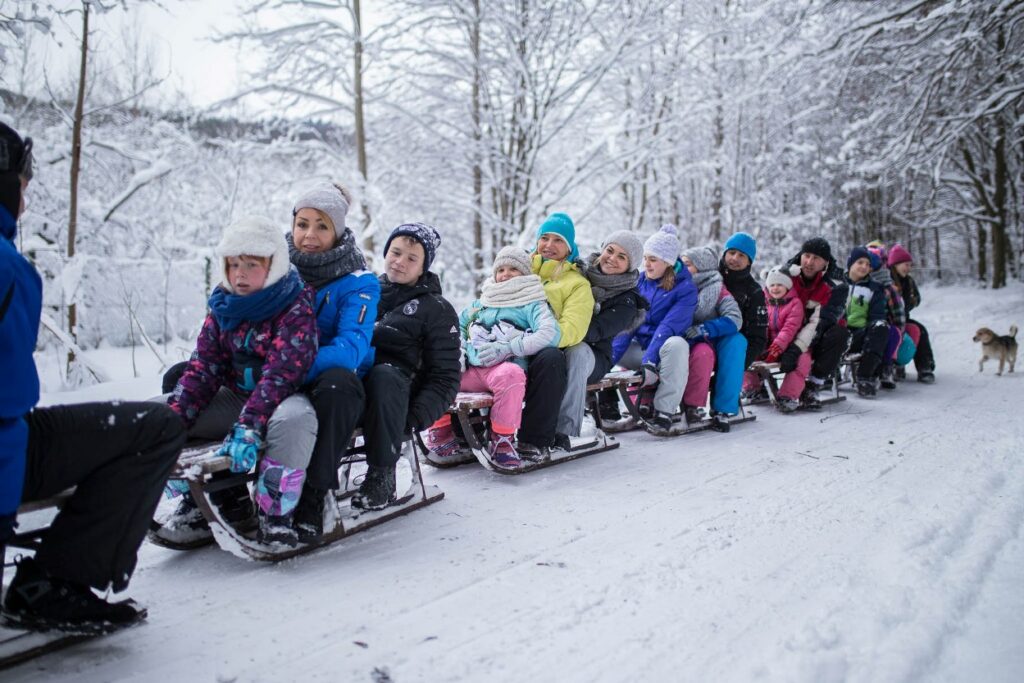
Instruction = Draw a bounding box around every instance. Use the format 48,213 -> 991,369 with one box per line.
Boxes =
746,360 -> 846,406
4,489 -> 78,553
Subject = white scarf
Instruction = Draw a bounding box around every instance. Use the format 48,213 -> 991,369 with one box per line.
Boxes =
479,274 -> 548,308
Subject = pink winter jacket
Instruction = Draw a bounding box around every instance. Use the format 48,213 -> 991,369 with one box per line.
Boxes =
765,289 -> 807,352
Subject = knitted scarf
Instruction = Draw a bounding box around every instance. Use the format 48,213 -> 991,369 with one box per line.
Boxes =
582,252 -> 639,307
286,230 -> 367,290
208,267 -> 304,331
479,273 -> 548,308
691,268 -> 723,322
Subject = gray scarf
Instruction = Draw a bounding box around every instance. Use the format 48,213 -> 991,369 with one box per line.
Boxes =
582,252 -> 639,308
691,268 -> 723,322
479,274 -> 548,307
287,231 -> 367,289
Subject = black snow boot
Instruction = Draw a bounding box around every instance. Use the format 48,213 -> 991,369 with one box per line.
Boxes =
856,378 -> 878,398
644,411 -> 675,436
208,480 -> 256,528
880,366 -> 897,390
2,557 -> 146,634
798,384 -> 823,411
596,390 -> 621,422
709,412 -> 731,433
293,487 -> 328,543
351,466 -> 397,511
153,492 -> 212,545
256,511 -> 299,547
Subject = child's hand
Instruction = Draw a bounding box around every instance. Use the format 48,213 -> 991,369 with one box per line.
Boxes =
636,362 -> 660,387
765,343 -> 784,363
218,424 -> 262,473
476,341 -> 512,366
684,324 -> 710,342
778,345 -> 801,372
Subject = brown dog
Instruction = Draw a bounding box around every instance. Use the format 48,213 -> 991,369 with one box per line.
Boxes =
973,325 -> 1018,375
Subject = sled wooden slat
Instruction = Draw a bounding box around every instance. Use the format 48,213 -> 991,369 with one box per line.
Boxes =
15,488 -> 75,515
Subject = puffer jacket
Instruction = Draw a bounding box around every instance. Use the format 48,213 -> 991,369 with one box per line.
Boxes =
765,289 -> 805,352
612,261 -> 698,366
844,276 -> 887,330
531,254 -> 595,348
786,254 -> 849,342
721,262 -> 768,366
460,298 -> 560,370
308,270 -> 380,380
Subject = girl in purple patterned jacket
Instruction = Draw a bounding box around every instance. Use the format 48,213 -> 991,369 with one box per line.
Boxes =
164,215 -> 319,546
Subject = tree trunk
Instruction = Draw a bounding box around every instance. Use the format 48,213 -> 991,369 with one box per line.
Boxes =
933,226 -> 942,280
977,223 -> 987,282
470,0 -> 484,282
67,1 -> 89,371
353,0 -> 372,256
990,26 -> 1008,289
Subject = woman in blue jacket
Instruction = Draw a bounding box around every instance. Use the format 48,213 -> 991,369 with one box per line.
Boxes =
610,224 -> 698,435
286,183 -> 380,540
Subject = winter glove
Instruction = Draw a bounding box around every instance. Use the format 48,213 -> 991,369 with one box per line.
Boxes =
635,362 -> 660,388
778,344 -> 801,373
491,320 -> 526,343
684,324 -> 711,343
764,343 -> 784,363
476,341 -> 513,367
217,424 -> 262,473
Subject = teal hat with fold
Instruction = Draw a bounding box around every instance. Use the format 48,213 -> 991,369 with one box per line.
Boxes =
535,212 -> 579,261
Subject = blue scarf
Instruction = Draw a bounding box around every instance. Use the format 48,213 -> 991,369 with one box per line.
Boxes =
208,267 -> 304,331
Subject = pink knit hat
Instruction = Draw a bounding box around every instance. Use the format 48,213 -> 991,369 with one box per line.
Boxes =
887,244 -> 912,267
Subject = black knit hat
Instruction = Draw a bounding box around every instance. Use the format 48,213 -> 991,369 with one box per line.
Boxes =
800,237 -> 832,262
383,222 -> 442,271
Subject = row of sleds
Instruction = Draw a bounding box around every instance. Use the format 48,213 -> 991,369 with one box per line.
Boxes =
1,362 -> 850,668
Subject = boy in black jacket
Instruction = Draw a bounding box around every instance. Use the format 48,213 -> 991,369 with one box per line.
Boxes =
720,232 -> 768,370
355,223 -> 461,509
844,246 -> 890,398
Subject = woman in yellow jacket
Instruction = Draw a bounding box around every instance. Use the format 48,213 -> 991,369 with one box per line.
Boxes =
518,212 -> 595,459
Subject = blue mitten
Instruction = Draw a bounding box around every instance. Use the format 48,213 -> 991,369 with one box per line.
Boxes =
684,324 -> 710,342
217,424 -> 262,473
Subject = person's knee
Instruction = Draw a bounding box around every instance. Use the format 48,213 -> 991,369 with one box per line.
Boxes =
492,362 -> 527,388
364,364 -> 406,395
311,367 -> 364,401
530,347 -> 567,375
141,403 -> 187,459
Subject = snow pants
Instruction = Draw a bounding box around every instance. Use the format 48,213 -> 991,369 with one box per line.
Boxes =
304,368 -> 364,491
362,364 -> 412,469
617,338 -> 690,415
809,323 -> 852,383
742,351 -> 811,401
905,319 -> 935,373
20,402 -> 185,592
460,362 -> 527,434
883,325 -> 903,366
849,322 -> 889,379
557,343 -> 596,437
681,333 -> 747,414
519,347 -> 568,447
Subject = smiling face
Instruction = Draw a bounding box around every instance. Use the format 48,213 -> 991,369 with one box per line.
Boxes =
226,255 -> 270,295
643,254 -> 669,280
536,233 -> 570,261
800,252 -> 827,279
292,208 -> 336,254
385,236 -> 425,285
723,249 -> 750,272
767,283 -> 789,299
848,257 -> 872,282
494,265 -> 524,283
894,262 -> 911,277
681,256 -> 697,276
598,243 -> 631,275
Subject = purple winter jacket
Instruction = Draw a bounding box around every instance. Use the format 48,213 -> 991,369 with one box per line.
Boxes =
169,286 -> 318,435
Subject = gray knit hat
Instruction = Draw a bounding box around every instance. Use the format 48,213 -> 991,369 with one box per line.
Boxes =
293,182 -> 351,239
602,230 -> 644,271
765,266 -> 793,290
492,245 -> 533,277
643,224 -> 681,265
681,245 -> 719,273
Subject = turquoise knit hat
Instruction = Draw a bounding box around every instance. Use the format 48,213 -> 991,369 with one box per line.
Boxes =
724,232 -> 757,261
536,212 -> 579,261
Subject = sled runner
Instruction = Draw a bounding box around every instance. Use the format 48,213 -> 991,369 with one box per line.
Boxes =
419,373 -> 636,473
744,361 -> 847,408
149,433 -> 444,561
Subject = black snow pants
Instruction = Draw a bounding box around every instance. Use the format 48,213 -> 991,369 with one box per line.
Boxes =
304,368 -> 364,490
909,318 -> 936,373
849,322 -> 889,379
810,323 -> 852,382
23,402 -> 185,592
518,347 -> 568,448
362,364 -> 412,470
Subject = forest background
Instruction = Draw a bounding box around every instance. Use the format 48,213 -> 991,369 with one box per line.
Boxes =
1,0 -> 1020,387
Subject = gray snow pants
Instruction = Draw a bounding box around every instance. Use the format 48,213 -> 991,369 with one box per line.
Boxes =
616,337 -> 690,414
556,343 -> 596,437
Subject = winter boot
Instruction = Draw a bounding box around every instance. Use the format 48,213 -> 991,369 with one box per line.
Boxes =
776,397 -> 800,414
3,557 -> 146,634
855,377 -> 878,398
489,433 -> 522,470
917,370 -> 935,384
880,365 -> 897,390
516,442 -> 549,463
293,486 -> 329,543
596,389 -> 621,421
894,365 -> 907,381
636,388 -> 656,420
798,384 -> 823,411
709,411 -> 731,433
351,466 -> 398,511
208,477 -> 256,528
683,405 -> 703,425
644,411 -> 675,436
153,491 -> 212,545
425,422 -> 461,463
254,458 -> 305,546
740,386 -> 768,403
552,433 -> 572,453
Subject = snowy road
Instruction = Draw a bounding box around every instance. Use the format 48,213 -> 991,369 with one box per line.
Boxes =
8,284 -> 1024,683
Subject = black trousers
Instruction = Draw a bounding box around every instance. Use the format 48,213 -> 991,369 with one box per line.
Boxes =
362,364 -> 412,469
162,360 -> 188,394
849,323 -> 889,379
24,402 -> 185,592
305,368 -> 364,490
909,318 -> 936,372
810,324 -> 852,381
519,347 -> 567,447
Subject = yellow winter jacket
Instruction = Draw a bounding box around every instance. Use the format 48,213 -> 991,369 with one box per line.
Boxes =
531,254 -> 595,348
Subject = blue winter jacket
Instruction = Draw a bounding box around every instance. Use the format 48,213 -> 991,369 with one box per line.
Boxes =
611,261 -> 698,366
459,298 -> 560,370
307,270 -> 380,381
0,204 -> 42,518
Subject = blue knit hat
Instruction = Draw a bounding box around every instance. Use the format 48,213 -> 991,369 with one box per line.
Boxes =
536,212 -> 579,261
384,222 -> 442,271
847,245 -> 879,270
724,232 -> 757,261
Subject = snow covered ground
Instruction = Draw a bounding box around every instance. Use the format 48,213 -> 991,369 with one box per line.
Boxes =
8,283 -> 1024,683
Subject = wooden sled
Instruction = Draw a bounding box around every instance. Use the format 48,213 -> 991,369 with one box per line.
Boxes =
745,361 -> 847,408
149,432 -> 443,561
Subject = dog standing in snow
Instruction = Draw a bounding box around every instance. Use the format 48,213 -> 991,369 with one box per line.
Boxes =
973,325 -> 1018,375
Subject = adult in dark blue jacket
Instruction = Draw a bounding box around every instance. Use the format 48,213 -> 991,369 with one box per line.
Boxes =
0,122 -> 185,633
610,224 -> 698,433
286,182 -> 379,541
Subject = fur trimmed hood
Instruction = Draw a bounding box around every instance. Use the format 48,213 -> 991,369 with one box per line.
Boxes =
216,215 -> 290,293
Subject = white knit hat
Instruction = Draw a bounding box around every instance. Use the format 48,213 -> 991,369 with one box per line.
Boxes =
492,245 -> 533,277
643,224 -> 681,265
293,182 -> 351,239
764,266 -> 793,290
216,215 -> 290,292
